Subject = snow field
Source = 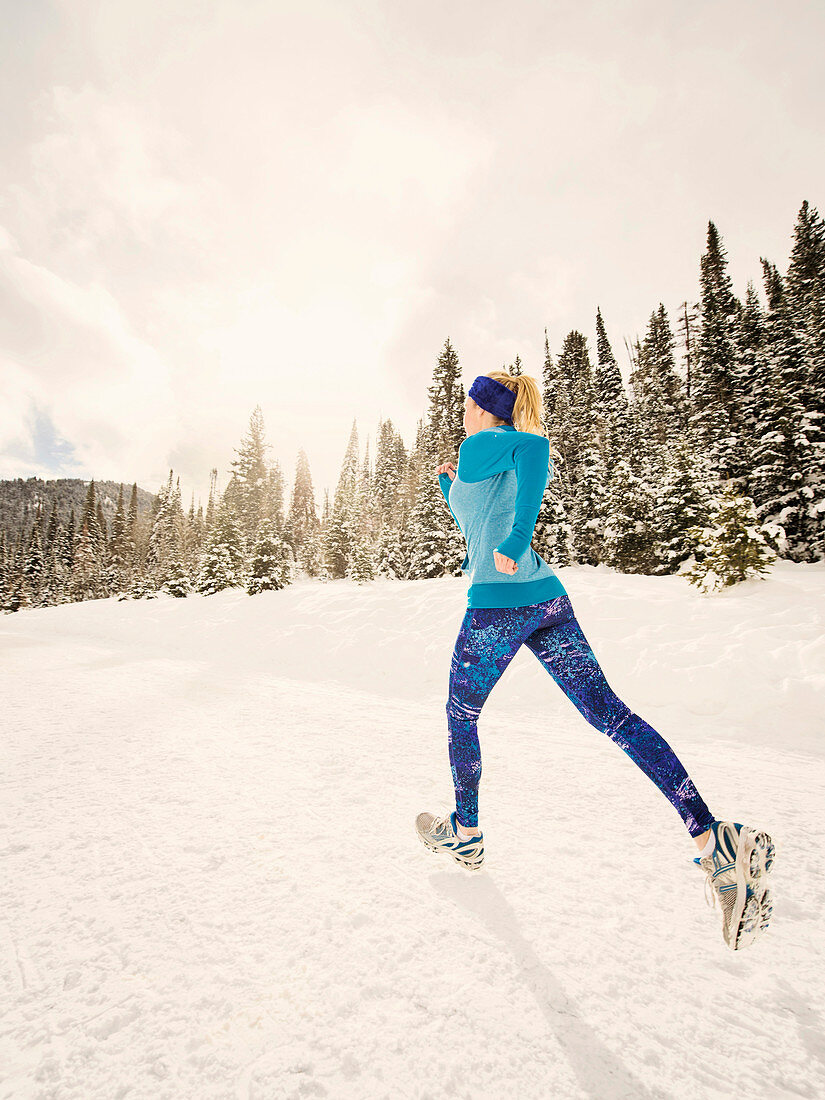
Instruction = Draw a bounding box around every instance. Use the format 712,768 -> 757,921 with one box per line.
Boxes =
1,561 -> 824,1098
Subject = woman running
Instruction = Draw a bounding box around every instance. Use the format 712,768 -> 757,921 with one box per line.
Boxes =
415,371 -> 776,950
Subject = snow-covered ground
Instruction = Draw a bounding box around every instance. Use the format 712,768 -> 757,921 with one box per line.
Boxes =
1,561 -> 824,1099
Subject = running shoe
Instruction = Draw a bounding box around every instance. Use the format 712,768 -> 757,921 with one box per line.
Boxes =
415,810 -> 485,870
694,819 -> 775,950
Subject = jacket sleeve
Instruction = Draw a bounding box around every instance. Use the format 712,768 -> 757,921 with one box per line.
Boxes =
439,471 -> 468,569
438,470 -> 453,506
494,434 -> 551,561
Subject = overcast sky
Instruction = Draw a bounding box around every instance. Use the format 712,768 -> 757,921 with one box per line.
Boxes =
1,0 -> 822,511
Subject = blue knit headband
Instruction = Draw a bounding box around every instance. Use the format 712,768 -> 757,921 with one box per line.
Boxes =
468,376 -> 516,424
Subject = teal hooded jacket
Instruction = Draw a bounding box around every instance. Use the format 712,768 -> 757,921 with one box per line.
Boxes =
438,424 -> 567,609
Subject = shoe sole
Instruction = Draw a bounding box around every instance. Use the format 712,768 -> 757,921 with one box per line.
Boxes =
415,827 -> 484,870
729,828 -> 775,950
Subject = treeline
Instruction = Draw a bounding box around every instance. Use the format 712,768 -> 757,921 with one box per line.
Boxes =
2,201 -> 824,612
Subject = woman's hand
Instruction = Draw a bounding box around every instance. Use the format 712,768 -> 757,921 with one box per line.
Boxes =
493,550 -> 518,574
436,462 -> 456,481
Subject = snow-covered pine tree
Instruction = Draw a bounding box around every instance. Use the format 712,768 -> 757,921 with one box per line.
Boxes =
602,454 -> 661,574
554,330 -> 593,478
196,498 -> 247,594
44,500 -> 58,557
144,471 -> 170,585
106,483 -> 131,596
298,520 -> 324,578
146,470 -> 186,590
557,330 -> 612,563
204,469 -> 218,534
63,509 -> 75,563
276,538 -> 295,590
735,280 -> 767,478
124,484 -> 139,580
0,531 -> 9,604
53,517 -> 74,604
373,419 -> 404,533
22,523 -> 45,604
594,309 -> 631,463
182,491 -> 206,580
676,298 -> 701,405
126,484 -> 137,527
374,521 -> 406,580
1,534 -> 14,610
345,431 -> 378,580
537,331 -> 574,565
38,543 -> 62,607
636,304 -> 689,445
264,462 -> 286,539
569,311 -> 637,567
321,490 -> 347,580
749,258 -> 821,561
354,434 -> 379,568
229,406 -> 272,547
407,428 -> 452,581
128,572 -> 153,600
247,518 -> 285,594
168,476 -> 187,579
537,333 -> 572,567
286,448 -> 321,573
348,532 -> 376,582
784,200 -> 825,558
684,482 -> 780,592
541,330 -> 568,448
570,441 -> 609,566
424,340 -> 468,575
72,519 -> 103,601
1,563 -> 15,612
622,340 -> 678,574
195,545 -> 234,596
535,473 -> 575,568
163,559 -> 192,598
785,200 -> 825,425
629,319 -> 655,404
318,488 -> 332,579
427,337 -> 466,464
122,494 -> 148,597
325,420 -> 360,578
79,480 -> 102,547
221,472 -> 241,524
692,221 -> 747,481
394,420 -> 428,578
654,432 -> 717,574
95,500 -> 108,550
7,571 -> 33,613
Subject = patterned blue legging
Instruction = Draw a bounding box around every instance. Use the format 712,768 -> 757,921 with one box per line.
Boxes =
446,594 -> 715,837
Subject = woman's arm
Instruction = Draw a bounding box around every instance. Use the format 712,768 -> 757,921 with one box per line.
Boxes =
437,462 -> 456,505
493,434 -> 551,562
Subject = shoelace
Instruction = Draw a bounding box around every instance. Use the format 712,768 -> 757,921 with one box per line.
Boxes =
429,815 -> 451,840
431,815 -> 479,846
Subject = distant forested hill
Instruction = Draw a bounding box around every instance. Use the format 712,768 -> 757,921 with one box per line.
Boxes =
0,477 -> 156,543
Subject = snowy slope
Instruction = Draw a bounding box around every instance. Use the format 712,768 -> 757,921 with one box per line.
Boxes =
1,561 -> 824,1099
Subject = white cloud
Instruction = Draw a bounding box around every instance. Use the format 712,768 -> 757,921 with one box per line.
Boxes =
1,0 -> 823,506
330,97 -> 494,215
0,229 -> 177,481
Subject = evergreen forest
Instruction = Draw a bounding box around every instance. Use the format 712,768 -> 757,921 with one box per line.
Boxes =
2,205 -> 824,612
